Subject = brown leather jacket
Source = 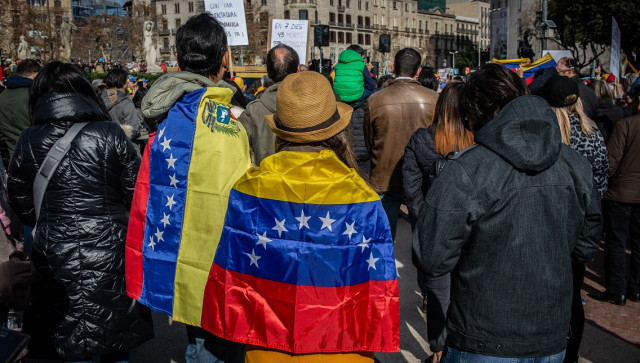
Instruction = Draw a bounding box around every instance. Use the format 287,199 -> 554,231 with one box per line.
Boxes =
364,78 -> 438,193
605,114 -> 640,203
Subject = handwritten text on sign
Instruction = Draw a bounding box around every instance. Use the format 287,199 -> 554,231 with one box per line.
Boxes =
205,0 -> 248,46
270,19 -> 308,64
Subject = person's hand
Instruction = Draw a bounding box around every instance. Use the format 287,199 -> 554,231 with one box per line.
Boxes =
432,351 -> 443,363
515,67 -> 524,78
556,57 -> 572,76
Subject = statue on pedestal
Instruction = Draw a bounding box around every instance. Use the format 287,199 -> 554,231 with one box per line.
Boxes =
17,35 -> 30,60
60,16 -> 78,62
143,21 -> 162,73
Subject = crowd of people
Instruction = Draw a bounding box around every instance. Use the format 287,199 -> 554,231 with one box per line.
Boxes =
1,12 -> 639,363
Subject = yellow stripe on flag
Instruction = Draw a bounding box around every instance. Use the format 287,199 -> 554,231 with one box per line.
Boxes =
521,53 -> 554,72
234,150 -> 380,205
172,87 -> 251,326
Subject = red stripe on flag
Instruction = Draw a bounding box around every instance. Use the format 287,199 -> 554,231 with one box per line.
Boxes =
125,134 -> 155,300
201,263 -> 400,354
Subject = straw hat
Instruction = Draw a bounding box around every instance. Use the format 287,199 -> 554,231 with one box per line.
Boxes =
265,71 -> 353,143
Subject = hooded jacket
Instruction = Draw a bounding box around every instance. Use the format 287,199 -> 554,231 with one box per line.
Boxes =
238,82 -> 279,165
101,88 -> 140,140
416,96 -> 602,357
7,92 -> 153,360
333,50 -> 366,103
0,75 -> 32,166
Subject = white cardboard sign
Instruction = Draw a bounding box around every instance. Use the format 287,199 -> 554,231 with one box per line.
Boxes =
269,19 -> 309,64
205,0 -> 249,46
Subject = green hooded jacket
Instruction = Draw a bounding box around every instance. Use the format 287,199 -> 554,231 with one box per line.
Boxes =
333,49 -> 365,103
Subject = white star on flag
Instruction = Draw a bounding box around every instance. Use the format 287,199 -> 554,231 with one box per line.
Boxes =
166,194 -> 176,210
158,127 -> 165,139
319,212 -> 336,232
166,154 -> 177,169
161,213 -> 171,228
245,249 -> 262,267
343,221 -> 357,240
160,136 -> 172,152
169,173 -> 179,188
256,231 -> 272,249
295,210 -> 311,230
366,252 -> 380,271
148,236 -> 156,250
357,235 -> 371,253
154,227 -> 165,243
272,218 -> 289,237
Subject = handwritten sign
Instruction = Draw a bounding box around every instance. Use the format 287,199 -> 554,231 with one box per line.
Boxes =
205,0 -> 248,46
269,19 -> 308,64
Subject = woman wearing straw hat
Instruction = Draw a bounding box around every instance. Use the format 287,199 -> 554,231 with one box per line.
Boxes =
201,71 -> 400,362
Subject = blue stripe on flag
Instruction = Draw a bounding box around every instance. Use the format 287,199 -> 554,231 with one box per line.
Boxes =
138,88 -> 205,314
214,189 -> 397,287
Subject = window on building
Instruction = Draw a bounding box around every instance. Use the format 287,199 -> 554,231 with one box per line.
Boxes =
518,0 -> 522,11
163,37 -> 169,49
346,0 -> 350,8
358,16 -> 363,25
330,0 -> 334,5
330,31 -> 336,42
315,10 -> 318,23
382,15 -> 385,25
188,1 -> 194,12
358,33 -> 363,44
419,38 -> 422,48
299,10 -> 308,19
358,0 -> 361,10
338,13 -> 344,23
436,22 -> 439,33
405,3 -> 408,11
365,1 -> 369,10
338,32 -> 344,43
393,1 -> 397,10
330,12 -> 336,22
174,3 -> 180,14
419,20 -> 422,30
346,15 -> 351,25
161,4 -> 167,14
262,0 -> 267,5
365,34 -> 371,45
162,18 -> 168,30
365,17 -> 370,26
346,33 -> 352,43
176,18 -> 181,28
373,0 -> 377,6
284,10 -> 290,19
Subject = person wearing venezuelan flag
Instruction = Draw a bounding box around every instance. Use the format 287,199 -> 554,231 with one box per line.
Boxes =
201,71 -> 400,362
124,13 -> 250,363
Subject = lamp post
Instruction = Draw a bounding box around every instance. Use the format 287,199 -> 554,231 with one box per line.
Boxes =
449,50 -> 458,72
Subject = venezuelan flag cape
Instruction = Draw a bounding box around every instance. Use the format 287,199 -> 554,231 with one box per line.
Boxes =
201,150 -> 400,353
125,87 -> 250,327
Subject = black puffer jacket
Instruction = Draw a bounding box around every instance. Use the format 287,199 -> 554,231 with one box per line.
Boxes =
402,127 -> 439,224
594,98 -> 624,141
7,92 -> 153,360
348,97 -> 370,175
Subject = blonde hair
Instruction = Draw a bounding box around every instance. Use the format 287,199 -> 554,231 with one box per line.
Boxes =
553,97 -> 597,145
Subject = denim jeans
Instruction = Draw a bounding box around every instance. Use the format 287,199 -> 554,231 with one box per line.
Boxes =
185,325 -> 245,363
380,190 -> 403,241
442,347 -> 565,363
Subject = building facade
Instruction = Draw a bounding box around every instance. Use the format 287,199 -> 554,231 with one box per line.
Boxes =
148,0 -> 490,71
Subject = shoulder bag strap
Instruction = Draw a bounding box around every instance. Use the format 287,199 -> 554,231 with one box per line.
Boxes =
33,122 -> 89,221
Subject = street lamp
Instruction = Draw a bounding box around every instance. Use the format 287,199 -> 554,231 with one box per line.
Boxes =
449,51 -> 459,72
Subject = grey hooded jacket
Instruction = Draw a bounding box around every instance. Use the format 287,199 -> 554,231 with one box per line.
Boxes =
238,82 -> 279,165
101,89 -> 140,140
416,96 -> 602,358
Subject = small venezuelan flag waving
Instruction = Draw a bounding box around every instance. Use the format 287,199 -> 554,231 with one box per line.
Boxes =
201,150 -> 400,354
494,54 -> 557,85
125,87 -> 250,327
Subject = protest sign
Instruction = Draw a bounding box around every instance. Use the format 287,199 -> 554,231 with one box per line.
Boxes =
205,0 -> 249,46
269,19 -> 309,64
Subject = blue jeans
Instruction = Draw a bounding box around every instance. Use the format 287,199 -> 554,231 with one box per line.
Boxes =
442,347 -> 565,363
380,190 -> 403,241
185,325 -> 245,363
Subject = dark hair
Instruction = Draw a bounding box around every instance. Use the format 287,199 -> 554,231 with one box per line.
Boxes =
432,82 -> 475,155
377,75 -> 394,88
394,48 -> 421,77
104,69 -> 128,88
16,59 -> 41,77
346,44 -> 366,57
29,61 -> 110,122
417,67 -> 438,91
132,87 -> 148,108
460,63 -> 529,132
176,13 -> 228,78
266,44 -> 299,83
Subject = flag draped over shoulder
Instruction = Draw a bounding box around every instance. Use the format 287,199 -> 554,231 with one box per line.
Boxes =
125,87 -> 250,327
201,150 -> 400,354
494,54 -> 557,85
